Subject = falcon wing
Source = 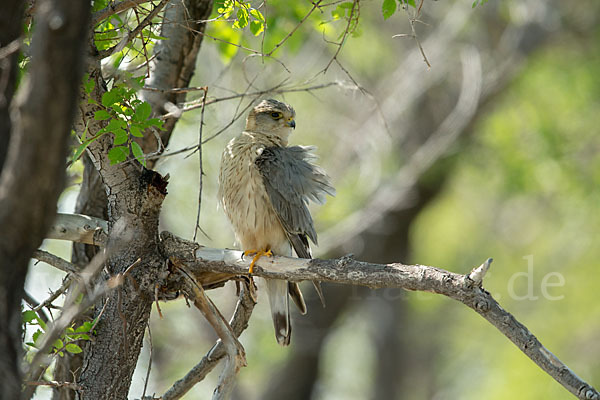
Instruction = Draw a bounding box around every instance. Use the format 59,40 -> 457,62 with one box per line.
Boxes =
255,145 -> 335,254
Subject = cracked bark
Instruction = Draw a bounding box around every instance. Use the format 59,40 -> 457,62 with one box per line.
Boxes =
60,1 -> 214,398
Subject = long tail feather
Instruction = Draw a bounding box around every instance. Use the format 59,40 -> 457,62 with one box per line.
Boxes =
266,279 -> 291,346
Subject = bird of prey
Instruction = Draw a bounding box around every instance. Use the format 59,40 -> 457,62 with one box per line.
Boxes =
218,99 -> 335,346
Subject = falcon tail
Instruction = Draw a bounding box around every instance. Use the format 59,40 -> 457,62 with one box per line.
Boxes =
266,279 -> 291,346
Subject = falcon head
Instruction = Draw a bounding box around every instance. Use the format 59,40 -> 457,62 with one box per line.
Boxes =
246,99 -> 296,142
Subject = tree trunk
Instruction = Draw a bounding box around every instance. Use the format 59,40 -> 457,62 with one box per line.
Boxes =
0,0 -> 90,398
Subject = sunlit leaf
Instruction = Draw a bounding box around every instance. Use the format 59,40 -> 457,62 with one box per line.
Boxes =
382,0 -> 397,19
94,110 -> 111,120
22,310 -> 37,324
112,128 -> 128,145
66,343 -> 83,354
131,141 -> 146,167
134,102 -> 152,122
108,146 -> 129,164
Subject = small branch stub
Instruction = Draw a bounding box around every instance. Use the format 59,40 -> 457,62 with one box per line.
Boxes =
468,257 -> 493,286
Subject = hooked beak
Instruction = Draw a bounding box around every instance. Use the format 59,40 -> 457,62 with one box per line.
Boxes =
286,119 -> 296,129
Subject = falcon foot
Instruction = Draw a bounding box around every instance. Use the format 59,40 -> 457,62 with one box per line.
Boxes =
243,248 -> 273,274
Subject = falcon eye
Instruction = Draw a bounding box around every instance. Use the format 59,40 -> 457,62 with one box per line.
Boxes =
271,112 -> 282,119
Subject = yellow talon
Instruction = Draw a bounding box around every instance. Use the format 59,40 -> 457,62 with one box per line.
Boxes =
243,248 -> 273,274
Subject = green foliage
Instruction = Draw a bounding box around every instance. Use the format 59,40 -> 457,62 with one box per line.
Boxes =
22,308 -> 95,358
217,0 -> 266,34
411,38 -> 600,400
207,0 -> 368,63
382,0 -> 415,19
472,0 -> 489,7
382,0 -> 397,19
73,74 -> 164,167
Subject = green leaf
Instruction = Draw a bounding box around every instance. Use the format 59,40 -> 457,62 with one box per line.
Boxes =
78,321 -> 94,332
101,90 -> 119,108
382,0 -> 397,19
94,110 -> 111,120
250,20 -> 263,36
65,343 -> 83,354
104,118 -> 126,132
134,102 -> 152,122
32,330 -> 43,348
145,118 -> 164,130
112,128 -> 128,145
146,31 -> 168,41
83,74 -> 95,94
131,141 -> 146,167
130,125 -> 143,138
72,131 -> 105,164
22,310 -> 37,324
250,8 -> 265,23
108,146 -> 129,164
53,339 -> 64,350
235,8 -> 249,29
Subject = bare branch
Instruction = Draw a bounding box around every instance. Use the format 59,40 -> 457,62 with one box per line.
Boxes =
32,249 -> 78,274
176,264 -> 247,400
160,280 -> 256,400
34,223 -> 599,399
162,244 -> 598,400
46,213 -> 109,245
24,380 -> 82,391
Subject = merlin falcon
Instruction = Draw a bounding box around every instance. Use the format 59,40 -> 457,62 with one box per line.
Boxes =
218,99 -> 335,346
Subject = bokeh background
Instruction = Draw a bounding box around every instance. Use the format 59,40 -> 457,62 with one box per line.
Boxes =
28,0 -> 600,398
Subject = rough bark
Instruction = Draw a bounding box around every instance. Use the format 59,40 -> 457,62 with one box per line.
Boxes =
52,2 -> 214,397
0,0 -> 90,398
0,0 -> 23,171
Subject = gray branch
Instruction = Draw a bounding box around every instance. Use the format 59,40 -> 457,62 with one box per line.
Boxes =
170,243 -> 598,400
40,218 -> 600,399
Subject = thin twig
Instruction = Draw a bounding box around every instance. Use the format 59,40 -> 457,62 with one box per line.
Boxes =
33,276 -> 75,312
160,81 -> 342,121
193,87 -> 208,243
32,250 -> 78,274
141,322 -> 153,399
92,0 -> 155,25
266,0 -> 324,56
161,279 -> 256,400
24,380 -> 82,391
321,0 -> 359,73
97,0 -> 169,59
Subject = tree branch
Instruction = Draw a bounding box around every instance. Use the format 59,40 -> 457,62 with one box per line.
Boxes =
39,219 -> 600,399
165,244 -> 598,400
160,279 -> 256,400
177,265 -> 246,400
47,213 -> 108,245
92,0 -> 154,25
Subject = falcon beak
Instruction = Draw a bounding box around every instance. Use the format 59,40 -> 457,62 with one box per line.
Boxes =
286,119 -> 296,129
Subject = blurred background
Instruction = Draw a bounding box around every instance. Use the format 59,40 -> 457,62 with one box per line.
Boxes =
28,0 -> 600,398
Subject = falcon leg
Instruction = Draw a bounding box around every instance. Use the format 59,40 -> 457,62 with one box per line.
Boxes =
242,247 -> 273,274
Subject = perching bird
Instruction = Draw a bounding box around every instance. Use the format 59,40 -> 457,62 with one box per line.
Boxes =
218,99 -> 335,346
